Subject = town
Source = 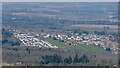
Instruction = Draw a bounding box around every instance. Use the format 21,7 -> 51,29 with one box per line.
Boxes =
41,32 -> 118,54
13,30 -> 58,49
12,29 -> 119,54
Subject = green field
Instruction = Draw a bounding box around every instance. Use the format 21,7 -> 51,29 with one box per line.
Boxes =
67,26 -> 118,34
38,36 -> 106,53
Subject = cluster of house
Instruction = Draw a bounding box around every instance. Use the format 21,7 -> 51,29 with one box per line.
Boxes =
41,33 -> 118,54
12,28 -> 118,54
13,31 -> 58,49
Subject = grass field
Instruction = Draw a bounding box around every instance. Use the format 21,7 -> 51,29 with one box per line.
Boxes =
38,36 -> 106,53
70,24 -> 118,33
71,24 -> 118,29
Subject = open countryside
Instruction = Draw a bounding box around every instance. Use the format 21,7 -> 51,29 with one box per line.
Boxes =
2,2 -> 119,66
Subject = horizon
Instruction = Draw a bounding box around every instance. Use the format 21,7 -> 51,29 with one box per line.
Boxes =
1,0 -> 120,2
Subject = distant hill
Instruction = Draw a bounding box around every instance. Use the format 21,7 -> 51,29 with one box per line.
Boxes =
2,2 -> 118,27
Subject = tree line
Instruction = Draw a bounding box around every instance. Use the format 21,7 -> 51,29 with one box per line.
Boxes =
41,54 -> 89,64
2,28 -> 21,46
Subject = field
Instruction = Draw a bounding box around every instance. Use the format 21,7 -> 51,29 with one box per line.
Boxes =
2,2 -> 119,66
68,24 -> 119,33
71,24 -> 118,29
38,36 -> 107,53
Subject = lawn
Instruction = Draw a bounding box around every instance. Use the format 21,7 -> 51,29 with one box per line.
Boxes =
38,36 -> 106,53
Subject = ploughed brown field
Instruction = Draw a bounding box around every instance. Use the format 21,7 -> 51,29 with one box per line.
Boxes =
71,24 -> 120,33
71,24 -> 118,29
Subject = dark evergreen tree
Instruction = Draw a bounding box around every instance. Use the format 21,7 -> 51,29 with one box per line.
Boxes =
73,54 -> 79,63
64,56 -> 72,64
68,56 -> 72,64
80,54 -> 89,63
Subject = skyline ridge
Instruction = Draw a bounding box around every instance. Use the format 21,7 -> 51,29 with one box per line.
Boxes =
2,0 -> 120,2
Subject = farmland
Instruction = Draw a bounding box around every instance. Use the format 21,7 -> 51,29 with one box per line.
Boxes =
2,2 -> 119,66
64,24 -> 118,34
71,24 -> 118,29
39,36 -> 105,53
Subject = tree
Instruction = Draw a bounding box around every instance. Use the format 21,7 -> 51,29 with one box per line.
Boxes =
26,48 -> 29,51
53,37 -> 57,40
73,54 -> 79,63
2,39 -> 8,44
63,56 -> 72,64
94,31 -> 106,35
41,54 -> 90,64
41,54 -> 63,64
80,54 -> 89,63
41,29 -> 44,32
82,31 -> 89,35
52,54 -> 62,63
68,56 -> 72,64
106,48 -> 111,52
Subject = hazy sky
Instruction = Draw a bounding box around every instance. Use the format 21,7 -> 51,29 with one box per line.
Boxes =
1,0 -> 120,2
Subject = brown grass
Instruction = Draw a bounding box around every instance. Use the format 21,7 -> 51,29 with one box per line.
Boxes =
71,24 -> 118,29
11,12 -> 57,17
